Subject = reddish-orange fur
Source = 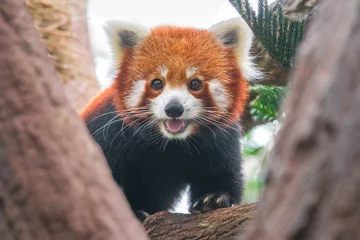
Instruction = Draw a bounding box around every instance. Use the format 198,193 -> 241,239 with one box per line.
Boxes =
82,25 -> 249,123
80,87 -> 113,120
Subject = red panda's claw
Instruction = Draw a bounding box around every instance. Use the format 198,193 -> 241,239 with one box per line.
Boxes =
189,193 -> 232,215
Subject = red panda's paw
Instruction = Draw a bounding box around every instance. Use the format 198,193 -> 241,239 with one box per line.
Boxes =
189,193 -> 235,215
134,210 -> 150,223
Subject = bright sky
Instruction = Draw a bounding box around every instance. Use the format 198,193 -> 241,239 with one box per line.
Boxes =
86,0 -> 276,213
88,0 -> 276,27
89,0 -> 240,28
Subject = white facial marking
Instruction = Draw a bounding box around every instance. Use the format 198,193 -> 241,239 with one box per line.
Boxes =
151,85 -> 203,139
151,85 -> 202,119
209,79 -> 229,111
158,65 -> 168,79
159,122 -> 195,139
186,67 -> 197,79
125,80 -> 146,108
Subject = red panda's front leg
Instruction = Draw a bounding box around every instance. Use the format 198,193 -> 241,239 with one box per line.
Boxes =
188,166 -> 243,214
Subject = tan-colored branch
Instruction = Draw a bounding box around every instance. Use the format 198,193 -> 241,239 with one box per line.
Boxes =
143,203 -> 256,240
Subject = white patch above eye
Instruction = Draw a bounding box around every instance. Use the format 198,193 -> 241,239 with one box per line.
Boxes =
158,65 -> 168,78
186,67 -> 197,79
209,79 -> 229,111
125,80 -> 146,108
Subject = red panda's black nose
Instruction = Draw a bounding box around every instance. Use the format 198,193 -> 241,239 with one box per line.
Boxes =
164,99 -> 184,118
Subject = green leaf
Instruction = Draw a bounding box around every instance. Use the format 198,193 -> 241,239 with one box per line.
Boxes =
249,85 -> 287,122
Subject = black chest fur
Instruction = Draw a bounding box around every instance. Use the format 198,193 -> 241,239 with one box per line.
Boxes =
85,104 -> 244,215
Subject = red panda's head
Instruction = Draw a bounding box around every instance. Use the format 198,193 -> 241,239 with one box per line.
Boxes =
104,18 -> 261,139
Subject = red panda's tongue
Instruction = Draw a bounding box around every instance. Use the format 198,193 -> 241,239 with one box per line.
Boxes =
165,119 -> 184,133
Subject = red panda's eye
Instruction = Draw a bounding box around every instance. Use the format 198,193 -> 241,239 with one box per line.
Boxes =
189,79 -> 202,91
151,78 -> 163,90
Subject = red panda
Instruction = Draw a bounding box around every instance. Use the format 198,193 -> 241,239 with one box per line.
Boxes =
80,17 -> 261,222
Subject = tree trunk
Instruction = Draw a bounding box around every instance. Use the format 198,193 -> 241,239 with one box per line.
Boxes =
245,0 -> 360,239
0,1 -> 147,239
144,203 -> 256,240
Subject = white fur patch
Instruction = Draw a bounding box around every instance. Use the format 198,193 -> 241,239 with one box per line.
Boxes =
158,65 -> 168,78
208,80 -> 229,111
159,122 -> 195,140
150,85 -> 203,139
186,67 -> 197,79
125,80 -> 146,108
151,85 -> 202,119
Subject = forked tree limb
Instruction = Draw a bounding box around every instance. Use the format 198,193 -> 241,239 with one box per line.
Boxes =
144,203 -> 257,240
0,1 -> 147,239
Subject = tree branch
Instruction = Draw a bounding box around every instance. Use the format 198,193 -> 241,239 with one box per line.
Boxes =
144,203 -> 256,240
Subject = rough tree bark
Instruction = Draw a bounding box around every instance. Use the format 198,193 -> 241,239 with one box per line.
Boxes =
0,1 -> 147,239
245,0 -> 360,239
144,203 -> 256,240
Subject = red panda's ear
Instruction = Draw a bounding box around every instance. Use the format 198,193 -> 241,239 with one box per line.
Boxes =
103,19 -> 150,68
209,17 -> 263,82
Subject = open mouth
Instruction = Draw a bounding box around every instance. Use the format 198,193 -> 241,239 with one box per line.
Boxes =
164,119 -> 190,134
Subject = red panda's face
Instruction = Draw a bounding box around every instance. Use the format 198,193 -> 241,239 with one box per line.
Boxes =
105,18 -> 261,139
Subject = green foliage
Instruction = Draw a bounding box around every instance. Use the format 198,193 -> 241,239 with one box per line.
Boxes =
241,130 -> 267,202
229,0 -> 305,70
242,144 -> 263,157
244,179 -> 264,202
249,85 -> 287,122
